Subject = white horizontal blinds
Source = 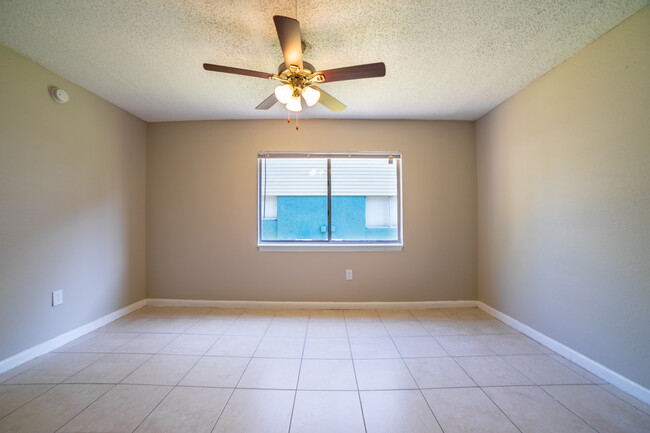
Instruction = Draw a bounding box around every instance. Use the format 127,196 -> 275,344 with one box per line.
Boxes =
330,158 -> 397,196
261,158 -> 328,196
261,157 -> 397,196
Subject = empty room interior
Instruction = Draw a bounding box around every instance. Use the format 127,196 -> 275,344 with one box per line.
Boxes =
0,1 -> 649,432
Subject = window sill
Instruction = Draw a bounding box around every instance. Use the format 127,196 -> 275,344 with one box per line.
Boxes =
258,243 -> 403,252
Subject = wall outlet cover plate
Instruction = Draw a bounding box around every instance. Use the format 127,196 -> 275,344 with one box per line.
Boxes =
52,290 -> 63,306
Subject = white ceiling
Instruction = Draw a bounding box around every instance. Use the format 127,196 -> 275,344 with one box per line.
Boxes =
0,1 -> 646,122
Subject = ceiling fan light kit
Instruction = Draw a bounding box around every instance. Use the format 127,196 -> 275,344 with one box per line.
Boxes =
202,15 -> 386,119
286,94 -> 302,112
302,86 -> 320,107
274,84 -> 293,104
270,62 -> 323,112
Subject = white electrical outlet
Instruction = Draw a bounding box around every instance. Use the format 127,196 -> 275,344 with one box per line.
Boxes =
345,269 -> 353,280
52,290 -> 63,306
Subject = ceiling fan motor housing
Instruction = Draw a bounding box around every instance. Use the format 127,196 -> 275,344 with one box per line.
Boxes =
277,61 -> 316,75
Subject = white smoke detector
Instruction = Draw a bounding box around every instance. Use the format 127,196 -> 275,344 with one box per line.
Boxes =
49,86 -> 69,104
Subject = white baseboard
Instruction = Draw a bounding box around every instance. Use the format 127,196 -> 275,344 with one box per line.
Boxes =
0,298 -> 475,375
477,301 -> 650,406
0,299 -> 146,376
146,298 -> 478,310
12,297 -> 646,406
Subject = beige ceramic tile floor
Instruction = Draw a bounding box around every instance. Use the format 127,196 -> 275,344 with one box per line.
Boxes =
1,306 -> 649,433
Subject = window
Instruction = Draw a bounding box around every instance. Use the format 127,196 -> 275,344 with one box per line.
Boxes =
258,152 -> 402,250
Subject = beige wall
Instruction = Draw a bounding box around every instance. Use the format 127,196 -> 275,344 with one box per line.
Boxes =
147,119 -> 477,302
0,46 -> 147,361
476,6 -> 650,389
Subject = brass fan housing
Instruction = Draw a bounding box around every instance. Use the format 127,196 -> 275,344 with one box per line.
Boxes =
277,61 -> 315,76
274,61 -> 324,92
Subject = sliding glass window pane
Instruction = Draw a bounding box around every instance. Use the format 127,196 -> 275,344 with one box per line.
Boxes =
330,158 -> 398,241
260,158 -> 328,241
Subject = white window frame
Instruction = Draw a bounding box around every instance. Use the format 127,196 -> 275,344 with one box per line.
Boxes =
257,152 -> 403,252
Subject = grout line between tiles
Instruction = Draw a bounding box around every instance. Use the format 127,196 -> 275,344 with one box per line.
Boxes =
0,357 -> 49,385
208,309 -> 274,433
537,385 -> 602,433
476,386 -> 525,433
419,311 -> 524,433
4,306 -> 646,433
483,353 -> 580,431
67,352 -> 154,386
128,342 -> 206,432
344,313 -> 369,433
499,353 -> 597,387
0,383 -> 55,423
286,309 -> 310,433
446,348 -> 525,433
597,384 -> 650,417
378,312 -> 446,433
53,382 -> 118,433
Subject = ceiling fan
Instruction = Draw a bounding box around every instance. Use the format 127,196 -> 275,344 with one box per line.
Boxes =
203,15 -> 386,114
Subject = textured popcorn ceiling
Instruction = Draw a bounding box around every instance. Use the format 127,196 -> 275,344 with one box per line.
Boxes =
0,1 -> 647,121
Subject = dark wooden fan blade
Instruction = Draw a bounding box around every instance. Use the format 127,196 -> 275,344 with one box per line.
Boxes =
312,86 -> 346,113
317,62 -> 386,83
273,15 -> 303,71
255,93 -> 278,110
203,63 -> 271,79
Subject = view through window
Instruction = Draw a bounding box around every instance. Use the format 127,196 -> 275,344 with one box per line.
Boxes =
258,152 -> 402,246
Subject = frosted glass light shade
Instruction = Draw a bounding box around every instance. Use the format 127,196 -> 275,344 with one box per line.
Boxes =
302,86 -> 320,107
274,85 -> 292,104
286,96 -> 302,112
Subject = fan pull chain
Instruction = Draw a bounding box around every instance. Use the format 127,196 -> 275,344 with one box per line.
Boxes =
284,112 -> 299,130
